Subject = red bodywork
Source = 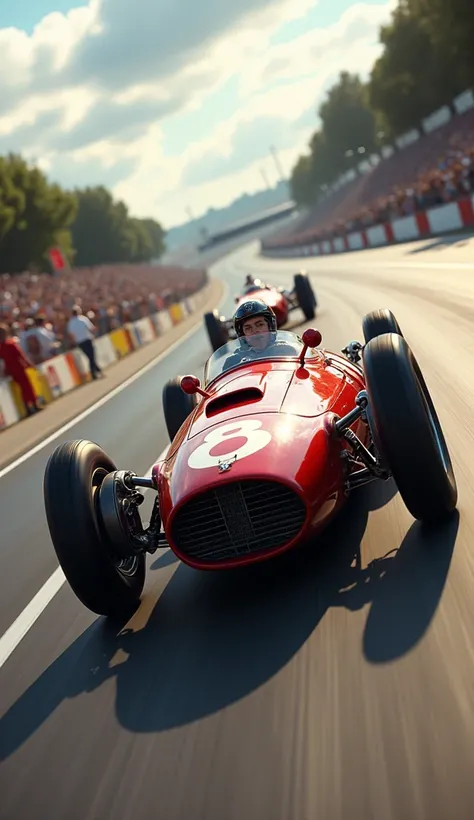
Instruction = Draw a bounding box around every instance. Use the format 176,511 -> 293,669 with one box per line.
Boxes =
153,351 -> 368,570
235,287 -> 289,328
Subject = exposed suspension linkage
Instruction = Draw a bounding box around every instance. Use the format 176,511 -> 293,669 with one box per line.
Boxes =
99,470 -> 167,557
341,340 -> 363,364
334,390 -> 389,491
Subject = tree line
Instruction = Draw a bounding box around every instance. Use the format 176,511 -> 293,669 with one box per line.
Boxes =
290,0 -> 473,207
0,154 -> 166,274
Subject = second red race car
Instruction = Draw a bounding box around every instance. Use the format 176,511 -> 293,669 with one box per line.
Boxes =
204,271 -> 317,351
43,307 -> 458,618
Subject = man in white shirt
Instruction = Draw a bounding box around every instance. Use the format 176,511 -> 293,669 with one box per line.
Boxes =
66,305 -> 103,380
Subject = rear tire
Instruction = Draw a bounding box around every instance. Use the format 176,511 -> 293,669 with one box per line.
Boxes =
163,376 -> 197,441
362,308 -> 403,344
204,310 -> 228,352
44,440 -> 146,617
363,333 -> 457,522
294,273 -> 316,320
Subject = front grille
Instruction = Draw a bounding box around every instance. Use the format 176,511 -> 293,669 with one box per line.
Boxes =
171,479 -> 306,563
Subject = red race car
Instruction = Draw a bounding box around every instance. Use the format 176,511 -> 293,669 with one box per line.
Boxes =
204,271 -> 317,351
44,308 -> 458,618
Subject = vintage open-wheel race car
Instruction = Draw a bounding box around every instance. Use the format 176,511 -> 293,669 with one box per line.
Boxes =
43,308 -> 458,619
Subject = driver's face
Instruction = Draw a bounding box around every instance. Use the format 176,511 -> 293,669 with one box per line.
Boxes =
242,316 -> 269,349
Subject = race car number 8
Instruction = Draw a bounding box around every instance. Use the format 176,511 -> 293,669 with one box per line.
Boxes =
188,419 -> 271,469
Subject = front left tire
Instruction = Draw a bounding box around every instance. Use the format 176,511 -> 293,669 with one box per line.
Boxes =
44,440 -> 146,617
162,376 -> 198,441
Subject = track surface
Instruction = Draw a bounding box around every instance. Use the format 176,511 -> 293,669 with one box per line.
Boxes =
2,233 -> 474,820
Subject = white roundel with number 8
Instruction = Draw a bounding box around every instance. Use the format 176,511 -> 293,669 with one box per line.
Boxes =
188,419 -> 272,470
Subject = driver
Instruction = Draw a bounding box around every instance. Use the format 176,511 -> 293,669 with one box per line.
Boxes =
243,275 -> 270,293
223,300 -> 299,371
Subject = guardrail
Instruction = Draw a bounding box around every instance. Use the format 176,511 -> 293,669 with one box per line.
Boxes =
0,296 -> 195,431
261,195 -> 474,259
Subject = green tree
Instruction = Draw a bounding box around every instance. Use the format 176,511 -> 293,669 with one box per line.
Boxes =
71,186 -> 133,266
290,154 -> 316,207
71,187 -> 166,266
138,218 -> 166,259
0,154 -> 77,273
290,74 -> 379,207
308,130 -> 342,188
368,3 -> 462,137
319,72 -> 378,164
408,0 -> 473,88
127,218 -> 154,263
289,0 -> 471,216
0,157 -> 24,242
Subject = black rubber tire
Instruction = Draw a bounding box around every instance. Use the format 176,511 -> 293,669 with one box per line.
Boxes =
362,308 -> 403,344
44,440 -> 146,617
162,376 -> 198,441
363,333 -> 457,522
204,310 -> 228,352
294,273 -> 316,320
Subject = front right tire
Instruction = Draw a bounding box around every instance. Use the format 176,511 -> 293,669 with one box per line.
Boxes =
363,333 -> 457,522
362,308 -> 403,343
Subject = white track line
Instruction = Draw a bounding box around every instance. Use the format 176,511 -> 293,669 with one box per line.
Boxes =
0,568 -> 66,669
0,272 -> 230,667
0,448 -> 170,669
0,255 -> 270,667
0,280 -> 228,481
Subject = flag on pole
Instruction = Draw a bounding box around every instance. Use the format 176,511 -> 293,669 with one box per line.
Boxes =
48,247 -> 66,274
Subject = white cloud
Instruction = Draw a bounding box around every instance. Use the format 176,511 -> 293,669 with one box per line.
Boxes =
0,0 -> 394,226
240,1 -> 396,96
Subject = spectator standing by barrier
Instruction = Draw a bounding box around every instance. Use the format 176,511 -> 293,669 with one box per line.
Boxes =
21,315 -> 59,364
32,315 -> 59,362
66,306 -> 103,380
0,324 -> 42,415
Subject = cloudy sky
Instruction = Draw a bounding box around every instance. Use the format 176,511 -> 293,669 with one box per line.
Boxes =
0,0 -> 395,228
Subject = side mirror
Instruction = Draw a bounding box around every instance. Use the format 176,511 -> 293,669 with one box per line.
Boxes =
300,328 -> 322,366
180,375 -> 211,398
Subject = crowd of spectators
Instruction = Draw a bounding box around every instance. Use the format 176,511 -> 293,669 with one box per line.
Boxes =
267,106 -> 474,248
0,262 -> 207,365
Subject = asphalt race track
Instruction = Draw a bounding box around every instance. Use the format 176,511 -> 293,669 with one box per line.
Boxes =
2,232 -> 474,820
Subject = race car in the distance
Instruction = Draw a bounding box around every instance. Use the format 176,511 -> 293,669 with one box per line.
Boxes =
43,308 -> 458,618
204,271 -> 317,351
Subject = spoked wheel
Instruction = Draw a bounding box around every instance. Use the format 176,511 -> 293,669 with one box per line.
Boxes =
44,440 -> 146,617
363,333 -> 457,523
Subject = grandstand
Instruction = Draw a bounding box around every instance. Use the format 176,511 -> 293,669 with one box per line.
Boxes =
263,90 -> 474,252
0,262 -> 207,354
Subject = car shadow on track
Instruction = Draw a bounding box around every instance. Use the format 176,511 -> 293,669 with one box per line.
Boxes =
149,548 -> 179,571
406,232 -> 473,254
0,482 -> 458,756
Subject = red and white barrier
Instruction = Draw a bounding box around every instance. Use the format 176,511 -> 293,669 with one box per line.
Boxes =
0,380 -> 22,430
261,195 -> 474,259
0,297 -> 204,430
